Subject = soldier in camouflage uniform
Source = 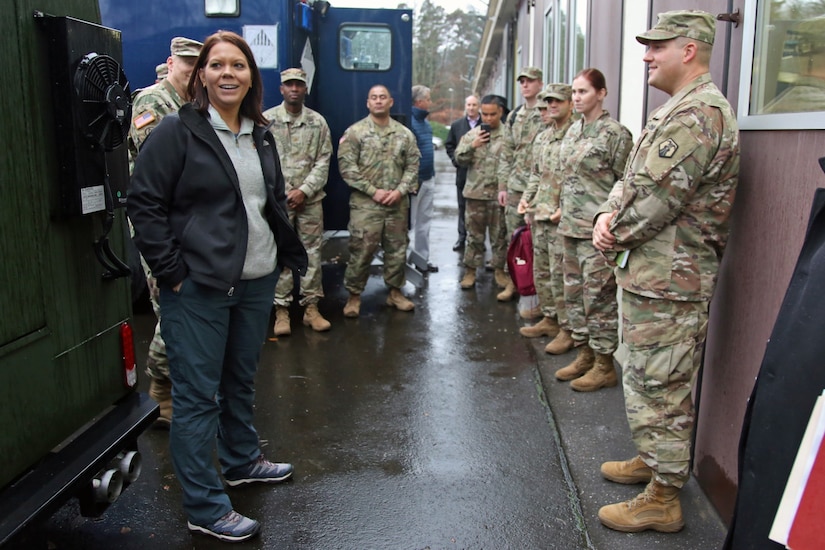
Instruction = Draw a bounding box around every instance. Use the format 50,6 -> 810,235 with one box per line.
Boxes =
592,11 -> 740,533
454,95 -> 508,290
517,84 -> 576,354
128,36 -> 202,428
338,85 -> 420,317
497,67 -> 545,301
556,68 -> 632,393
264,68 -> 332,336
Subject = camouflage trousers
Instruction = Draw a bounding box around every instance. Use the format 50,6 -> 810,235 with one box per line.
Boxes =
274,201 -> 324,307
621,291 -> 709,488
140,251 -> 169,380
503,190 -> 526,240
562,236 -> 618,354
532,220 -> 566,327
463,198 -> 507,270
345,198 -> 409,294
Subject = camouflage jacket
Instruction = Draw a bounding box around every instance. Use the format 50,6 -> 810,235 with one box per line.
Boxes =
455,126 -> 505,201
499,104 -> 544,193
558,111 -> 632,239
263,104 -> 332,204
337,116 -> 420,208
523,116 -> 576,221
600,73 -> 740,302
128,79 -> 186,173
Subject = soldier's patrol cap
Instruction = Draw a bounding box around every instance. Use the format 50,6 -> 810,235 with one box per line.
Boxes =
280,68 -> 307,84
538,83 -> 573,102
170,36 -> 203,57
155,63 -> 168,79
636,10 -> 716,46
517,66 -> 543,81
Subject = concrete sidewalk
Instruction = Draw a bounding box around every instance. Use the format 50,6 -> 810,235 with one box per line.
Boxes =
522,331 -> 728,549
432,147 -> 727,548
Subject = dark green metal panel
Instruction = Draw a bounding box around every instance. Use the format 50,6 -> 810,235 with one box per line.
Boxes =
1,0 -> 135,489
0,1 -> 46,346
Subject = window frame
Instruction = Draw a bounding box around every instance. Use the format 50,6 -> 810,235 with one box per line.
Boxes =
543,0 -> 587,84
338,23 -> 393,72
737,0 -> 825,130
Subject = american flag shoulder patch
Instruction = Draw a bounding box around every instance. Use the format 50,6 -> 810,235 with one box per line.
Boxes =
133,111 -> 156,130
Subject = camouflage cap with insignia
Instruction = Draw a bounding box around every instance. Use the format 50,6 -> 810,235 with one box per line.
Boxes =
538,83 -> 573,102
636,10 -> 716,46
155,63 -> 168,80
517,66 -> 543,81
280,68 -> 307,84
170,36 -> 203,57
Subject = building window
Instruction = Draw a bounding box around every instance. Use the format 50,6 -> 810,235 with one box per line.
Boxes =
543,0 -> 587,84
339,25 -> 392,71
738,0 -> 825,130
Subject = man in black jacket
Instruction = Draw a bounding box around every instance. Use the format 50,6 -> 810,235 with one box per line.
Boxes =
445,94 -> 480,251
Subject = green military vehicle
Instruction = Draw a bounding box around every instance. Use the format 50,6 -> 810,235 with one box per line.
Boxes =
0,0 -> 156,544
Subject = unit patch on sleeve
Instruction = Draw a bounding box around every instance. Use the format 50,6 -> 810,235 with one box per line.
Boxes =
658,138 -> 678,158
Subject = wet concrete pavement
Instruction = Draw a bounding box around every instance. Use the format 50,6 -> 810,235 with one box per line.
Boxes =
38,150 -> 727,549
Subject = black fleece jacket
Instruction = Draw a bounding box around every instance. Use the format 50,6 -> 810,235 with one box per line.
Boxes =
128,103 -> 308,293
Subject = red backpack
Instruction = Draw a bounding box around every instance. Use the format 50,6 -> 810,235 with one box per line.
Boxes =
507,225 -> 535,295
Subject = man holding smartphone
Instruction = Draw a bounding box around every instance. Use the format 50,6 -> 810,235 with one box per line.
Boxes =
454,95 -> 509,290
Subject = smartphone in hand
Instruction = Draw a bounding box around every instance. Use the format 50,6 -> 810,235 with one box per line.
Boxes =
480,123 -> 492,133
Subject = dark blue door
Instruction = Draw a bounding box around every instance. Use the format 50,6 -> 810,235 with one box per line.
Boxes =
315,7 -> 413,231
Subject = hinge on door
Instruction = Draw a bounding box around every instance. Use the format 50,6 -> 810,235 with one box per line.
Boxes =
717,9 -> 741,28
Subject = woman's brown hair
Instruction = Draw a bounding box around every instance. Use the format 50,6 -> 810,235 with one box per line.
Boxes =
574,67 -> 607,93
187,30 -> 267,125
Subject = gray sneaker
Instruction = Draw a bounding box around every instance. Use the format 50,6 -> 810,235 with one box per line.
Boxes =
225,455 -> 293,486
187,510 -> 260,542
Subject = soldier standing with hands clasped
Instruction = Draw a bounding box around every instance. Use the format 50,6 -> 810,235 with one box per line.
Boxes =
264,68 -> 333,336
592,10 -> 740,533
338,85 -> 420,317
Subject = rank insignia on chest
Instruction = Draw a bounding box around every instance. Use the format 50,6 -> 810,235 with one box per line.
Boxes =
659,138 -> 678,158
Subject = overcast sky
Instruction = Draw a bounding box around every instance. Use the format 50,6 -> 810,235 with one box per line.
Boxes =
330,0 -> 487,13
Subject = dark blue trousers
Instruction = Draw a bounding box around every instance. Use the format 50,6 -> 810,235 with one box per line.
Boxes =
160,271 -> 278,525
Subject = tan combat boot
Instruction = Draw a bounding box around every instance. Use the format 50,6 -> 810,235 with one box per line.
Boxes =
303,303 -> 331,332
343,294 -> 361,318
519,316 -> 560,338
555,345 -> 594,381
273,306 -> 291,336
496,281 -> 517,302
545,329 -> 575,354
494,269 -> 510,289
571,352 -> 618,392
519,300 -> 542,320
601,456 -> 653,485
149,376 -> 173,429
460,270 -> 476,289
598,479 -> 684,533
386,288 -> 415,311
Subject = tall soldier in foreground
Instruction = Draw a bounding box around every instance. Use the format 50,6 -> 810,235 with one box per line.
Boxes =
592,10 -> 740,533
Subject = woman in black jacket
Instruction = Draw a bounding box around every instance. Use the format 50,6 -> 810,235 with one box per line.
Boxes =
129,31 -> 307,543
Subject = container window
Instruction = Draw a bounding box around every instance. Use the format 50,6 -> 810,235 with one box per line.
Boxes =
340,25 -> 392,71
205,0 -> 240,17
